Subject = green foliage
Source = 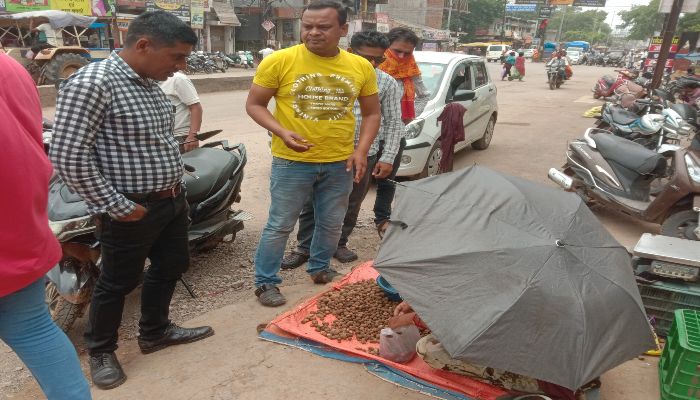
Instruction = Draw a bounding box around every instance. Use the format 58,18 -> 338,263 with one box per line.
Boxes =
618,0 -> 665,40
451,0 -> 503,42
547,7 -> 610,45
679,12 -> 700,33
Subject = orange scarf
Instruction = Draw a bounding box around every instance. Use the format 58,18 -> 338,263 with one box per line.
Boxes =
379,49 -> 421,120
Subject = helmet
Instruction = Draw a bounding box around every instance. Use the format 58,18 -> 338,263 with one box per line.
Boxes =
637,114 -> 664,134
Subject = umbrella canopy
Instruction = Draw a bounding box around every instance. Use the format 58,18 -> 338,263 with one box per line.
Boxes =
374,166 -> 655,391
677,53 -> 700,62
0,11 -> 96,29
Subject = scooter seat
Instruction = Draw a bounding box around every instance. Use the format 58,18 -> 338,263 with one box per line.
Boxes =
591,132 -> 666,176
610,107 -> 638,125
182,147 -> 239,203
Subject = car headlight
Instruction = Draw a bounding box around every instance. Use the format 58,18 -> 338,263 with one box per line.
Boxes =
404,119 -> 425,140
49,215 -> 95,241
685,154 -> 700,184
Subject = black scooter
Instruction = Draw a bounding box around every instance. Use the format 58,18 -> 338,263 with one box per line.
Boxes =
45,130 -> 248,332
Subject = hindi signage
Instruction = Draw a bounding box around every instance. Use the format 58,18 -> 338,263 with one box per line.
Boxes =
53,0 -> 91,15
5,0 -> 50,12
190,0 -> 203,29
506,4 -> 536,11
573,0 -> 606,6
643,36 -> 680,73
146,0 -> 190,23
538,6 -> 553,17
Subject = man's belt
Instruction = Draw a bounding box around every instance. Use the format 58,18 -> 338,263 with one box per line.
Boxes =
123,183 -> 182,202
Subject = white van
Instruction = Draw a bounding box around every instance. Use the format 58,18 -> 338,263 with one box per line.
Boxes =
486,44 -> 511,62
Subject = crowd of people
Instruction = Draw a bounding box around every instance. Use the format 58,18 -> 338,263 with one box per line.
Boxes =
0,0 -> 438,397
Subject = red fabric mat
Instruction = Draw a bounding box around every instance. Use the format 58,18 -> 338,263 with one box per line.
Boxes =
266,261 -> 507,400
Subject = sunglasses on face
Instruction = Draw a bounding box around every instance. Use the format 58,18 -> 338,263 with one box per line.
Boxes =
354,51 -> 386,65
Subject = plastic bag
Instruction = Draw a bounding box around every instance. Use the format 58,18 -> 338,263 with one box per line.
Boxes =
379,325 -> 421,363
501,66 -> 507,79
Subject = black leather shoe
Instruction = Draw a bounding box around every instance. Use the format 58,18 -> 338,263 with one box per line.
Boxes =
281,251 -> 309,269
138,323 -> 214,354
89,352 -> 126,390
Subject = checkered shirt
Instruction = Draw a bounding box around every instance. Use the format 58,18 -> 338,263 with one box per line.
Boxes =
353,68 -> 404,164
50,52 -> 182,218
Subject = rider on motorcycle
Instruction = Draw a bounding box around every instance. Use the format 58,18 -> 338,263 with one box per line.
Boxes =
546,52 -> 567,80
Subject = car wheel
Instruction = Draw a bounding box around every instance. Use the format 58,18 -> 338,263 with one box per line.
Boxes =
418,140 -> 442,178
472,116 -> 495,150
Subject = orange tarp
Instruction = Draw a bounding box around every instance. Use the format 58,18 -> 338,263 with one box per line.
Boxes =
266,261 -> 507,400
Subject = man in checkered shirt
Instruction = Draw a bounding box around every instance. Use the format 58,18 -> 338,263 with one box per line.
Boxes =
49,11 -> 213,390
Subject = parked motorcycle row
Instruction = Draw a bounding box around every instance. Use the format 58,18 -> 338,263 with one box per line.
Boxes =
585,51 -> 626,68
184,50 -> 256,74
548,70 -> 700,311
43,125 -> 249,332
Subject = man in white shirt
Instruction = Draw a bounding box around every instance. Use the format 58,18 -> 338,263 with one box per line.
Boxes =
33,23 -> 64,47
258,45 -> 275,59
158,72 -> 203,152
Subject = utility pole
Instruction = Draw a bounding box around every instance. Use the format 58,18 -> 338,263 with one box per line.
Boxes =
652,0 -> 684,89
501,0 -> 507,44
556,5 -> 567,43
446,0 -> 454,31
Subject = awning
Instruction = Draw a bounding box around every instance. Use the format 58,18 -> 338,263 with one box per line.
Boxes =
210,1 -> 240,26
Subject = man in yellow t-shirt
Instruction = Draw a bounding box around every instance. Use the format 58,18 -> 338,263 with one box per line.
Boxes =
246,0 -> 381,307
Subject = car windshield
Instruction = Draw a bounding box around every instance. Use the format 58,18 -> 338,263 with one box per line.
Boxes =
417,62 -> 447,101
490,46 -> 503,52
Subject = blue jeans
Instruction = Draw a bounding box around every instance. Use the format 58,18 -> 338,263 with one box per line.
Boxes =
0,279 -> 91,400
254,157 -> 353,286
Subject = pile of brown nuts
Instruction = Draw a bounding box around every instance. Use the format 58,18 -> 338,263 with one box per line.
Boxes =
301,279 -> 399,348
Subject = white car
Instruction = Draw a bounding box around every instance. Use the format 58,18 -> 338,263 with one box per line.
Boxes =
398,52 -> 499,178
486,44 -> 510,62
523,48 -> 535,58
567,50 -> 581,65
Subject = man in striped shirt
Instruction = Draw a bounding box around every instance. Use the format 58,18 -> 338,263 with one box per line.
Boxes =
282,30 -> 404,266
50,12 -> 213,390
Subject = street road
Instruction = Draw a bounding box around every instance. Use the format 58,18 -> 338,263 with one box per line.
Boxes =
4,60 -> 659,400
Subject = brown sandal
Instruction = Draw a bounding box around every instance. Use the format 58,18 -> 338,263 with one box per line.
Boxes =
377,220 -> 389,239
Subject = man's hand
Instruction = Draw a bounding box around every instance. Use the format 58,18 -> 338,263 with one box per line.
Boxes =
393,301 -> 414,316
278,130 -> 313,152
388,312 -> 416,330
116,203 -> 147,222
183,134 -> 199,153
373,162 -> 393,179
345,150 -> 367,183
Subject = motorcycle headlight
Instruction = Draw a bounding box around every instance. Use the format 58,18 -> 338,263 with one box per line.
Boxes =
685,154 -> 700,184
49,215 -> 95,241
404,118 -> 425,140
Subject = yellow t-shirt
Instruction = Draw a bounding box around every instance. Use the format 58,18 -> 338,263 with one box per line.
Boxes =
253,44 -> 379,162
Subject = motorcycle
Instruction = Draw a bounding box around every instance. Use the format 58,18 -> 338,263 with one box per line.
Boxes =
546,61 -> 565,90
242,51 -> 255,68
666,75 -> 700,103
592,69 -> 639,99
548,128 -> 700,240
45,131 -> 248,332
633,233 -> 700,282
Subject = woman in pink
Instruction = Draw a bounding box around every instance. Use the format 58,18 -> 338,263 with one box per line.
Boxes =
0,52 -> 91,399
514,51 -> 526,81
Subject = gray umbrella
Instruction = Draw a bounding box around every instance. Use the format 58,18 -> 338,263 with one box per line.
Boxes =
374,165 -> 655,391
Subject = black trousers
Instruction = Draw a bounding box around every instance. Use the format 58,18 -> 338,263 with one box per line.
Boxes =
85,192 -> 189,355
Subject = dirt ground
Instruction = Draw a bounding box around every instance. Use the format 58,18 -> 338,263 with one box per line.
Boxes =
2,61 -> 661,399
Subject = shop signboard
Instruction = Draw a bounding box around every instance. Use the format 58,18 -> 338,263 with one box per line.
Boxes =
53,0 -> 91,15
549,0 -> 574,5
146,0 -> 190,23
506,4 -> 536,12
92,0 -> 116,16
5,0 -> 50,12
573,0 -> 606,6
422,29 -> 450,41
538,6 -> 553,18
376,12 -> 389,33
514,0 -> 543,4
643,36 -> 679,73
190,0 -> 203,29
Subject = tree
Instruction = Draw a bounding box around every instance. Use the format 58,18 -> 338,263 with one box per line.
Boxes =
547,7 -> 610,44
450,0 -> 503,42
618,0 -> 665,40
679,12 -> 700,33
